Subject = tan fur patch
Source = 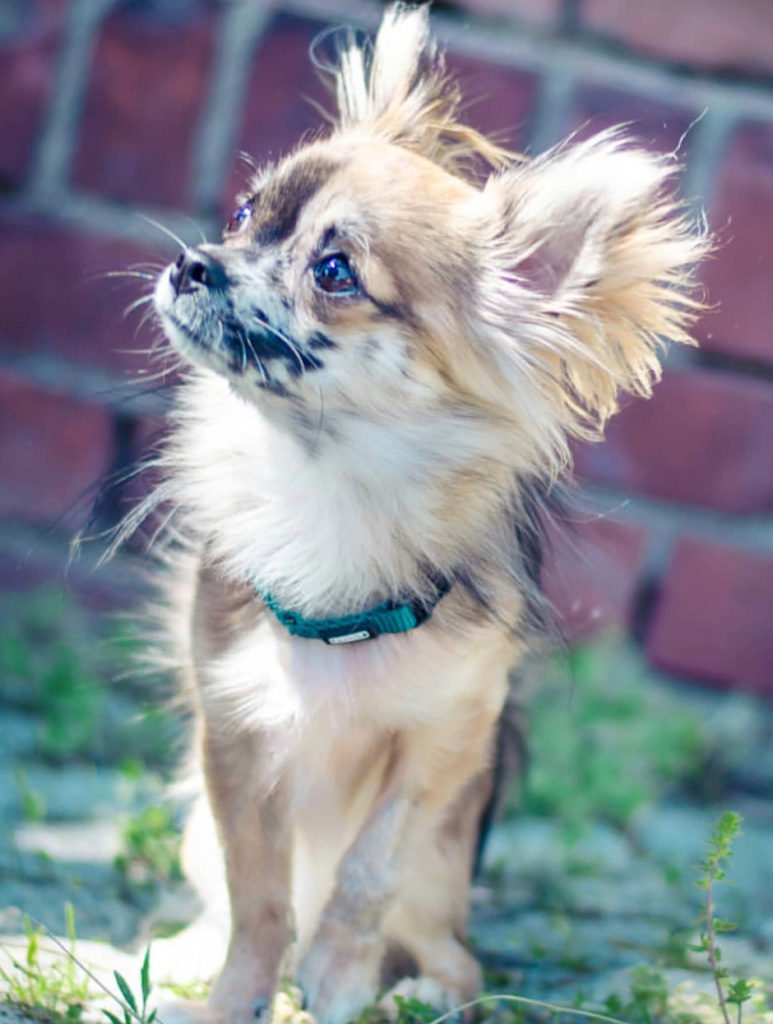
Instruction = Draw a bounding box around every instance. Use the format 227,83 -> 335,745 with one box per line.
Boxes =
144,6 -> 708,1024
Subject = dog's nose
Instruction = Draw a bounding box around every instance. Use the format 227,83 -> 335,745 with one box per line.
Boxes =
170,249 -> 226,295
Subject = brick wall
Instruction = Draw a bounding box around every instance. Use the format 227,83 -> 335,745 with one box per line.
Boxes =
1,0 -> 772,694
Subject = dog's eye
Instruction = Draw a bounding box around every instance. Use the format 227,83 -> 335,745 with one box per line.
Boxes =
225,203 -> 253,235
313,253 -> 358,295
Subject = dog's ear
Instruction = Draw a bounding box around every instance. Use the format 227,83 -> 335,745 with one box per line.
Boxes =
332,4 -> 508,171
478,132 -> 708,442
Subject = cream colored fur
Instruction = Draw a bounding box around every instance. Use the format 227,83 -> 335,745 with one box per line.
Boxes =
141,5 -> 708,1024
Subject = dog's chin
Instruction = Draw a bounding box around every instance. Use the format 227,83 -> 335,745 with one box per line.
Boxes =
154,273 -> 282,395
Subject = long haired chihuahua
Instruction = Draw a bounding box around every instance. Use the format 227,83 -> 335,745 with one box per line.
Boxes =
146,5 -> 705,1023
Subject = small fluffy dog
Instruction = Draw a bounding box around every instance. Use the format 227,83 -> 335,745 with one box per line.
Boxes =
148,6 -> 704,1024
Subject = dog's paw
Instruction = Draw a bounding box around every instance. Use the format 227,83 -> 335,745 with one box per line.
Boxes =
379,977 -> 469,1022
297,933 -> 380,1024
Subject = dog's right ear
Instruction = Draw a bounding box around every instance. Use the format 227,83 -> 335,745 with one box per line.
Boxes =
331,3 -> 509,172
476,132 -> 708,451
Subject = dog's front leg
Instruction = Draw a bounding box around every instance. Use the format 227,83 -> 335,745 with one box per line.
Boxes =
298,782 -> 412,1024
202,728 -> 292,1024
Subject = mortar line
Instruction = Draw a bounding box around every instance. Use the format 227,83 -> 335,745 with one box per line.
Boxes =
279,0 -> 773,126
526,68 -> 577,155
0,350 -> 174,417
191,0 -> 274,215
0,191 -> 220,248
575,483 -> 773,556
680,106 -> 737,212
27,0 -> 115,208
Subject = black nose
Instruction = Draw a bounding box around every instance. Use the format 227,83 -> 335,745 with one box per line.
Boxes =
169,249 -> 226,295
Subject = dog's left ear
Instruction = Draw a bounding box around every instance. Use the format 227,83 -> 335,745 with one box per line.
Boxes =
478,132 -> 708,438
332,3 -> 509,172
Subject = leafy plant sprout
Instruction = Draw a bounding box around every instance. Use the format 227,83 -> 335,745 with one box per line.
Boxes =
103,947 -> 157,1024
0,909 -> 160,1024
0,903 -> 93,1022
692,811 -> 756,1024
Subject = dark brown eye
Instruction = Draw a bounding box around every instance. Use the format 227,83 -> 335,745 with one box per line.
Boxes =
313,253 -> 358,295
225,203 -> 253,235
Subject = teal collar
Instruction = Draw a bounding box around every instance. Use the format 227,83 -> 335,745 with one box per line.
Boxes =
259,579 -> 451,645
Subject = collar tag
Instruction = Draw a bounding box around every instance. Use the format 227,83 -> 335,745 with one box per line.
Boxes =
323,628 -> 374,645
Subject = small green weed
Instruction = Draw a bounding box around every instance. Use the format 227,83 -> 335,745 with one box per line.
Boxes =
38,647 -> 104,761
159,978 -> 211,1001
603,965 -> 672,1024
392,995 -> 439,1024
103,948 -> 157,1024
114,804 -> 182,884
0,904 -> 93,1023
13,769 -> 46,822
691,811 -> 756,1024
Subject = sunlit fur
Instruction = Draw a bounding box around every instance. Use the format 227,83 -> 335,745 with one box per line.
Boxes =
145,6 -> 708,1024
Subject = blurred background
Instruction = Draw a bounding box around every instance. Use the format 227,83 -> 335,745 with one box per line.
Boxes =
1,1 -> 773,1018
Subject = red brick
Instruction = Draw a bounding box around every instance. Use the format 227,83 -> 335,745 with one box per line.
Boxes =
698,124 -> 773,366
454,0 -> 561,28
223,13 -> 538,211
542,516 -> 647,641
0,372 -> 113,527
569,85 -> 692,156
573,369 -> 773,514
0,220 -> 168,374
581,0 -> 773,76
0,0 -> 66,189
224,13 -> 329,209
647,536 -> 773,696
72,0 -> 217,208
445,54 -> 538,153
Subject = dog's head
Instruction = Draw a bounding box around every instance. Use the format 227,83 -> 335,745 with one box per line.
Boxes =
155,4 -> 705,477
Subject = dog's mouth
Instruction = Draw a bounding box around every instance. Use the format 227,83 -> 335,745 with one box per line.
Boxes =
156,262 -> 323,394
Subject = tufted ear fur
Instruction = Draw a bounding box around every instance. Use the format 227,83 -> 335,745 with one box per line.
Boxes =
332,3 -> 511,173
477,132 -> 708,465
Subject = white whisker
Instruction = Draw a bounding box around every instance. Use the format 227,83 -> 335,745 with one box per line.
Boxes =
139,214 -> 187,251
123,293 -> 155,319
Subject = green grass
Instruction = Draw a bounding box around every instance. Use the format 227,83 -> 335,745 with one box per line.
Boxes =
518,635 -> 711,834
0,904 -> 93,1023
0,587 -> 180,773
114,804 -> 183,885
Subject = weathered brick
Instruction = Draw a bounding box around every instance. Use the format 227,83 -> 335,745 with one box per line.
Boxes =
542,516 -> 647,641
573,369 -> 773,514
580,0 -> 773,76
72,0 -> 217,208
223,13 -> 538,211
0,220 -> 168,374
647,536 -> 773,697
224,13 -> 329,208
445,53 -> 538,153
0,0 -> 66,189
569,85 -> 691,155
698,124 -> 773,366
0,372 -> 113,527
